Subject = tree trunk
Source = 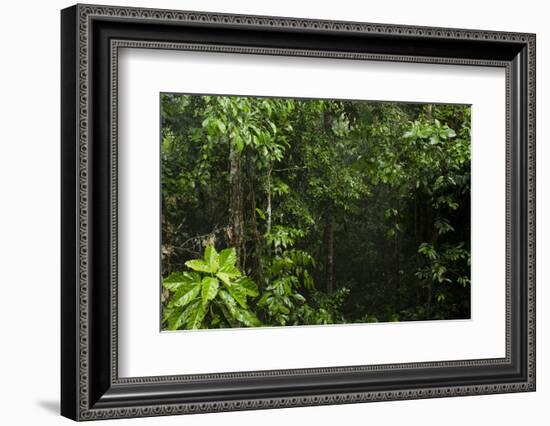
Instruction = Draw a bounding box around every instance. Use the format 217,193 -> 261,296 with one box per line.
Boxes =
324,212 -> 335,293
322,106 -> 336,293
266,166 -> 272,234
421,195 -> 439,318
247,160 -> 263,283
228,146 -> 245,269
395,231 -> 401,311
426,104 -> 433,120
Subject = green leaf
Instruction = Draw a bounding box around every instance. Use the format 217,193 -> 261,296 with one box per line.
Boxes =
210,313 -> 222,327
186,302 -> 207,329
218,247 -> 237,270
162,306 -> 175,323
216,120 -> 226,133
185,259 -> 213,273
226,282 -> 248,308
204,245 -> 219,273
293,293 -> 306,303
164,308 -> 183,330
173,283 -> 201,308
216,271 -> 239,286
218,290 -> 261,327
258,291 -> 271,307
219,304 -> 241,328
418,243 -> 438,260
255,208 -> 266,220
232,135 -> 244,153
236,277 -> 259,297
162,272 -> 200,291
218,289 -> 239,315
234,308 -> 262,327
201,276 -> 219,307
165,300 -> 201,330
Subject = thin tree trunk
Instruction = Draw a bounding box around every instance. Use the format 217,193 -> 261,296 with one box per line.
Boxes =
322,106 -> 335,293
324,212 -> 335,293
423,197 -> 439,318
252,210 -> 263,279
228,145 -> 245,269
395,231 -> 401,311
247,160 -> 264,283
426,104 -> 433,120
266,166 -> 272,235
427,283 -> 432,317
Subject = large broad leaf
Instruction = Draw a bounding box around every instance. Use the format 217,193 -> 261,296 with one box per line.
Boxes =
219,248 -> 237,270
170,300 -> 202,330
185,259 -> 214,273
162,306 -> 175,323
165,300 -> 200,330
204,245 -> 219,273
201,276 -> 219,307
218,290 -> 261,327
226,282 -> 248,308
257,291 -> 271,307
164,308 -> 183,330
218,289 -> 239,314
216,267 -> 241,286
234,308 -> 262,327
236,277 -> 259,297
186,303 -> 207,329
162,271 -> 200,291
219,304 -> 241,328
173,283 -> 201,308
216,249 -> 241,285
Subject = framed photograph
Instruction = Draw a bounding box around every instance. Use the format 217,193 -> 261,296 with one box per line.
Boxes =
61,4 -> 536,421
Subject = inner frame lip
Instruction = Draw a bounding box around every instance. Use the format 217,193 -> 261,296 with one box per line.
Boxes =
109,38 -> 512,386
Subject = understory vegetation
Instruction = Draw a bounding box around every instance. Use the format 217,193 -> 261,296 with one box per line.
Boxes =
160,94 -> 471,330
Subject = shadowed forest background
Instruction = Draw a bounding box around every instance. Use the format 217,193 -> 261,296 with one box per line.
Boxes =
160,94 -> 471,330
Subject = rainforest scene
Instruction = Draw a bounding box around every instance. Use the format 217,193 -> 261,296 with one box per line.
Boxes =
160,93 -> 471,331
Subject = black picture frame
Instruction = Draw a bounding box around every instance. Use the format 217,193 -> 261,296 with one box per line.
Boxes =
61,4 -> 536,421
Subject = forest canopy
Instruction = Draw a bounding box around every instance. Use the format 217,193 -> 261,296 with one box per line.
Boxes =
160,93 -> 471,331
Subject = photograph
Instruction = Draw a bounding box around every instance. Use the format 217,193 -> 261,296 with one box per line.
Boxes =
160,93 -> 472,331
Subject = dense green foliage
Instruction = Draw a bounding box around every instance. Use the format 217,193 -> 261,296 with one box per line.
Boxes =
163,246 -> 261,329
160,94 -> 471,330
